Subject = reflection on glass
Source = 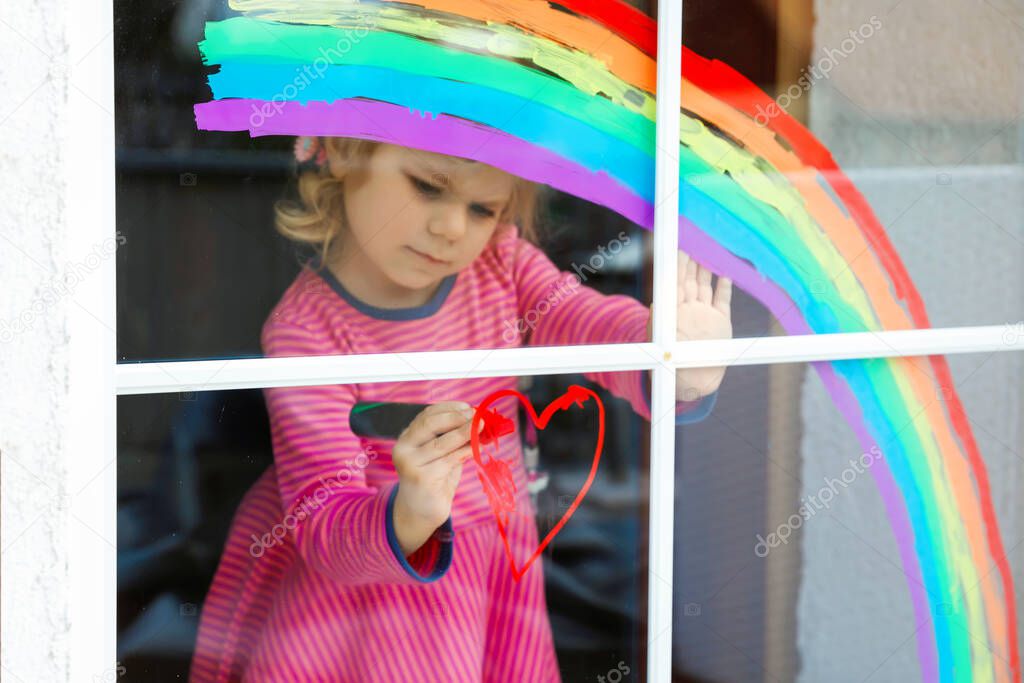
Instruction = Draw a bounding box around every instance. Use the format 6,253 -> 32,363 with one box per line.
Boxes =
117,0 -> 671,363
117,369 -> 717,681
674,351 -> 1024,682
676,0 -> 1022,345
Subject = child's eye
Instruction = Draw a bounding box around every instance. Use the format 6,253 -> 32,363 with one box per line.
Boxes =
470,204 -> 496,218
408,174 -> 442,197
407,172 -> 496,218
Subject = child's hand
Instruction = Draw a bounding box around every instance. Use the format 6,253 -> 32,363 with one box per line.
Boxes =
391,402 -> 482,554
647,252 -> 733,400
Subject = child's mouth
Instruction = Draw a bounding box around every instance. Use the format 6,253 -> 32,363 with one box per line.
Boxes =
407,247 -> 448,265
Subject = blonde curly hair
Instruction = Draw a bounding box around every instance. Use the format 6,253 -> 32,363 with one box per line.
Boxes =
273,138 -> 542,269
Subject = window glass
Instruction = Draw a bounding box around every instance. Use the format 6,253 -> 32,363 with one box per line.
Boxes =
115,0 -> 669,363
679,0 -> 1022,341
673,350 -> 1024,682
117,368 -> 718,681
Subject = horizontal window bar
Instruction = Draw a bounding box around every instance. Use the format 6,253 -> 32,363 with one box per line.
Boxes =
116,342 -> 666,395
115,324 -> 1023,395
668,324 -> 1024,368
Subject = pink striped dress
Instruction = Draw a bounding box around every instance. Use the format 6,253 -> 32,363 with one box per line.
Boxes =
189,222 -> 717,682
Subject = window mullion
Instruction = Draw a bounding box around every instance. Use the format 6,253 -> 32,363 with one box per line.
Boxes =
648,0 -> 685,680
73,0 -> 117,678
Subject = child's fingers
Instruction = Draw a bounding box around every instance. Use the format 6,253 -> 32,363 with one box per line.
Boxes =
453,444 -> 474,463
682,257 -> 699,302
712,276 -> 733,316
420,421 -> 476,463
424,401 -> 474,419
423,443 -> 474,469
676,250 -> 690,299
403,403 -> 473,449
697,264 -> 713,304
676,250 -> 691,276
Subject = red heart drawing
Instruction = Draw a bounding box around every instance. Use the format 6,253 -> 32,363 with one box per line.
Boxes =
470,384 -> 605,582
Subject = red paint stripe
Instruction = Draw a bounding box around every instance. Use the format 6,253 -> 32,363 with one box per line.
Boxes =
555,0 -> 656,54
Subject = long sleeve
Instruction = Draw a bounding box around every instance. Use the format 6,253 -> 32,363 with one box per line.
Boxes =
504,233 -> 717,425
261,320 -> 453,585
641,368 -> 719,425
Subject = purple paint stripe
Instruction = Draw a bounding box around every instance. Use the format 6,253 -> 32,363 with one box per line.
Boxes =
680,219 -> 937,682
809,364 -> 936,683
194,95 -> 937,681
193,98 -> 651,227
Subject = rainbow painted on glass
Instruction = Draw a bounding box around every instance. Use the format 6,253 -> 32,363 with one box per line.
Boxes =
193,1 -> 1018,680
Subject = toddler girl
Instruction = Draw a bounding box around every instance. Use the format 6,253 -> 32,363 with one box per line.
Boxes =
190,137 -> 731,682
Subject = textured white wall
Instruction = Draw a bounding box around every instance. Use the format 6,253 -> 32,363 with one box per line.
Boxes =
1,1 -> 72,681
0,1 -> 116,681
799,1 -> 1024,681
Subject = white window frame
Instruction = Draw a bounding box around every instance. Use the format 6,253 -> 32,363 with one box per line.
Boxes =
69,0 -> 1024,680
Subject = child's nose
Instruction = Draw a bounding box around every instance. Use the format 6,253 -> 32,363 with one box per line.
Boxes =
427,203 -> 468,241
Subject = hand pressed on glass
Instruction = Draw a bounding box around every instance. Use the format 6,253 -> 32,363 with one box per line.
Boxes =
648,250 -> 733,399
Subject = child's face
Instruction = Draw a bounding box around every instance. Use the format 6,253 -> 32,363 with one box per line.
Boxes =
334,143 -> 514,307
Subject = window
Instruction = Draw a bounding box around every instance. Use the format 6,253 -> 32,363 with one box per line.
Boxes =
58,0 -> 1023,681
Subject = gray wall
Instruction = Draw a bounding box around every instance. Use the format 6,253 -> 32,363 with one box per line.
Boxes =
798,1 -> 1023,680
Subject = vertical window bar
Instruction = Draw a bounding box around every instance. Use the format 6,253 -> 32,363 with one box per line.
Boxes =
70,0 -> 117,678
648,0 -> 684,681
